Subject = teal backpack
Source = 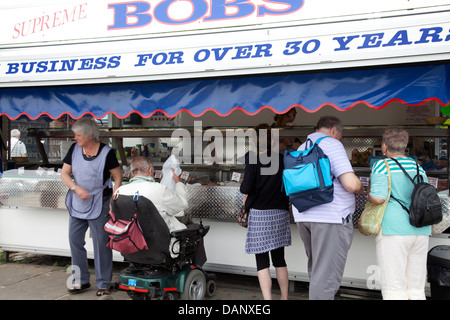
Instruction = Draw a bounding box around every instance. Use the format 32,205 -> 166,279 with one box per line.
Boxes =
283,136 -> 334,212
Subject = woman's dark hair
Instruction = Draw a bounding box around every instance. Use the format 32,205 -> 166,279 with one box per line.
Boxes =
254,123 -> 271,153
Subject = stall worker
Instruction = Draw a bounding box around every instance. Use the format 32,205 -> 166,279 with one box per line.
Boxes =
61,117 -> 123,297
10,129 -> 27,157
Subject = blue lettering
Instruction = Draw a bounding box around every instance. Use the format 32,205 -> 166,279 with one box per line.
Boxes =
59,59 -> 78,72
21,62 -> 37,74
6,63 -> 19,74
78,58 -> 94,70
107,0 -> 303,30
252,44 -> 273,57
47,60 -> 59,72
194,49 -> 210,62
357,33 -> 384,49
152,52 -> 167,65
302,39 -> 320,53
166,52 -> 183,64
283,40 -> 319,55
135,54 -> 153,67
333,35 -> 359,51
134,52 -> 184,65
415,27 -> 443,44
232,45 -> 252,59
382,30 -> 412,47
283,41 -> 302,55
204,0 -> 254,21
211,47 -> 232,60
108,56 -> 122,68
36,61 -> 48,73
108,2 -> 152,30
94,57 -> 107,69
155,0 -> 207,24
258,0 -> 303,16
4,56 -> 121,75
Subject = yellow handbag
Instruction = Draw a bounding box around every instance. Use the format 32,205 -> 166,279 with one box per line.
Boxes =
359,159 -> 391,236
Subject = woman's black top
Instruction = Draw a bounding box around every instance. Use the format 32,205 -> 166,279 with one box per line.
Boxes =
239,152 -> 289,212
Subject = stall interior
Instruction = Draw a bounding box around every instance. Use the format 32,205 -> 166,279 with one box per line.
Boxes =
1,100 -> 449,231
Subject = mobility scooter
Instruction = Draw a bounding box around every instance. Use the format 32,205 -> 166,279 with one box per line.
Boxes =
106,193 -> 216,300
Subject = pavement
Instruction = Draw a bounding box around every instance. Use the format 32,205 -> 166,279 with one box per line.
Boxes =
0,251 -> 385,307
0,252 -> 309,301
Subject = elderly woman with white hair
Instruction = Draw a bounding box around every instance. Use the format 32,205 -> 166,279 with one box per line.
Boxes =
367,127 -> 430,300
61,117 -> 123,297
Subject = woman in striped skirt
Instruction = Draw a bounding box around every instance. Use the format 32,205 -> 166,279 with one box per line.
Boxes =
240,123 -> 291,300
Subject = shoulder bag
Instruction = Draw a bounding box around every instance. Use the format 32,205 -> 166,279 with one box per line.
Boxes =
359,159 -> 391,236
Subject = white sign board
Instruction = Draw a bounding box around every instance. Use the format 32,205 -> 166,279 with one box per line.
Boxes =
0,0 -> 449,86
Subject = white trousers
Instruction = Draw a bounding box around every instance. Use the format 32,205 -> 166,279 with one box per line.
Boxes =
376,231 -> 429,300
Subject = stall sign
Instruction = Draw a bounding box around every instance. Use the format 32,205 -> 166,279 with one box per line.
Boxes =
0,1 -> 449,85
4,0 -> 449,45
1,19 -> 449,86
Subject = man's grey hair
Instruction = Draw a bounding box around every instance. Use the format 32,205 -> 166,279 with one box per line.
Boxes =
71,118 -> 100,141
314,116 -> 343,132
130,156 -> 153,176
11,129 -> 21,138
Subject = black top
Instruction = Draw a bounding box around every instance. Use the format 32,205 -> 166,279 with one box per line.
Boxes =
239,152 -> 289,212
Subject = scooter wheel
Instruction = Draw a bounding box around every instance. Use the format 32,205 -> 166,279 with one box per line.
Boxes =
206,280 -> 216,297
180,269 -> 206,300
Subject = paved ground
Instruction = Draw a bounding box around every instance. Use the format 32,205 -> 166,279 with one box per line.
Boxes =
0,252 -> 385,304
0,252 -> 310,301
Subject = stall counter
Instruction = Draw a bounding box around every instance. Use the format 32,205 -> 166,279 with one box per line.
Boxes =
0,172 -> 449,292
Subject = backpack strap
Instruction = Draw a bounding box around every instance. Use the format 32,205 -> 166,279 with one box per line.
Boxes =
389,158 -> 415,185
388,157 -> 410,214
389,157 -> 422,214
304,135 -> 329,150
314,135 -> 329,145
389,157 -> 422,184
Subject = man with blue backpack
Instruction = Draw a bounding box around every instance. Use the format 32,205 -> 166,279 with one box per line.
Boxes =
288,116 -> 364,300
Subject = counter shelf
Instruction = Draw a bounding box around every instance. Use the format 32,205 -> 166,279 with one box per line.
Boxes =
1,175 -> 449,234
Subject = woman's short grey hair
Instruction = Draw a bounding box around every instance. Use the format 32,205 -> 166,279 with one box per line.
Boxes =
130,156 -> 153,176
382,127 -> 409,154
72,118 -> 100,141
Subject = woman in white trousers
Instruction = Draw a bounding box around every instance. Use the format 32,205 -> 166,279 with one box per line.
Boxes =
367,128 -> 430,300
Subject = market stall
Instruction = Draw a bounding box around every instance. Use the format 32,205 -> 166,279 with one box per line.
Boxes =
0,0 -> 450,292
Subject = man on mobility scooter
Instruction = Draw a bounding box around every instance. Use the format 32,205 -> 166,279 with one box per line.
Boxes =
105,156 -> 215,300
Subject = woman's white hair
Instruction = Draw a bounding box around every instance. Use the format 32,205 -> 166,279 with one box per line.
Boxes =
382,127 -> 409,154
71,118 -> 100,141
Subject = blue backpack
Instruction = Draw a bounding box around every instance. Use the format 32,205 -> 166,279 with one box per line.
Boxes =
283,136 -> 334,212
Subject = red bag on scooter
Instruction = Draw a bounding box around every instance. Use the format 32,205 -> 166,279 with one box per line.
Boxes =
104,210 -> 148,254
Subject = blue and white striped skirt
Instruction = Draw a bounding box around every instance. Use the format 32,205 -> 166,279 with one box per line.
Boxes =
245,208 -> 292,254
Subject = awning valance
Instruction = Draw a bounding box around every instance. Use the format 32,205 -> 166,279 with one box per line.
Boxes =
0,63 -> 449,120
